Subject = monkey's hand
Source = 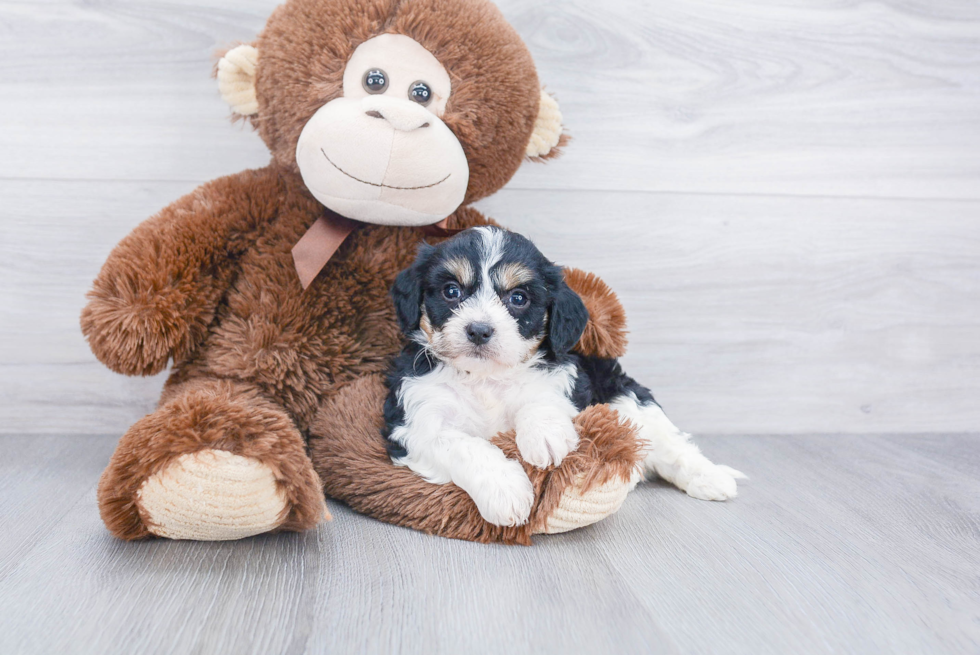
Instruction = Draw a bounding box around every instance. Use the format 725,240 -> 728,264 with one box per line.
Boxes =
81,278 -> 213,376
81,168 -> 283,375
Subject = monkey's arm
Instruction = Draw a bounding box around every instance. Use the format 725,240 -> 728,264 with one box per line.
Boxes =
81,167 -> 285,376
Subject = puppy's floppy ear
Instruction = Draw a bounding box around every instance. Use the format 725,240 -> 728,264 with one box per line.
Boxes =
391,244 -> 434,333
391,268 -> 423,334
548,280 -> 590,357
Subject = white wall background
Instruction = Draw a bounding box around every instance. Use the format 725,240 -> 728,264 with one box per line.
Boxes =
1,0 -> 978,435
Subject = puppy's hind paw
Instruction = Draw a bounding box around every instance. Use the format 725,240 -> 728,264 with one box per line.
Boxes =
685,464 -> 744,501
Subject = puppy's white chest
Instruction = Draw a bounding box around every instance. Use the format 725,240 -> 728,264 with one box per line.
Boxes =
398,360 -> 577,443
449,364 -> 575,439
453,376 -> 518,438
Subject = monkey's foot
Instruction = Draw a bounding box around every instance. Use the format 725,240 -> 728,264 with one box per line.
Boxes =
533,474 -> 632,535
137,449 -> 290,541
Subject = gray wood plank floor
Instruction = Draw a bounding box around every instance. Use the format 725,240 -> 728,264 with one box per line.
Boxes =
1,433 -> 977,654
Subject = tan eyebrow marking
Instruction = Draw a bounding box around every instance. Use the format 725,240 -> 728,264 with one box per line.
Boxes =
444,257 -> 475,287
493,262 -> 535,290
419,308 -> 434,341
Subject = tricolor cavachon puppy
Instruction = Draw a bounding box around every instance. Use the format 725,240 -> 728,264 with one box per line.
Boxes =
383,227 -> 747,527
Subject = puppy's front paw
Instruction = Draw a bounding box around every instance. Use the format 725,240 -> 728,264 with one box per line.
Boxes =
686,464 -> 747,501
516,409 -> 579,469
470,459 -> 535,527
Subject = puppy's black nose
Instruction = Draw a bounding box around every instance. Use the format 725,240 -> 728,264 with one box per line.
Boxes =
465,322 -> 495,345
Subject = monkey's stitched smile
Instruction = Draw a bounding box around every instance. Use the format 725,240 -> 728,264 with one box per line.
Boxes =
321,149 -> 451,190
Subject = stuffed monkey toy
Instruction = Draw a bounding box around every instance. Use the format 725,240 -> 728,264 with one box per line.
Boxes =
84,0 -> 735,544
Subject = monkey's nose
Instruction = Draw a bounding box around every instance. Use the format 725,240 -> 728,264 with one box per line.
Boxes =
465,322 -> 495,346
361,96 -> 432,131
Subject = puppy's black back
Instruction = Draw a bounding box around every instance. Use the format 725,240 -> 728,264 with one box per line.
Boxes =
565,355 -> 658,412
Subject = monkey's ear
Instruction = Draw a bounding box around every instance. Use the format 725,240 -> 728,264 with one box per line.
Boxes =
217,44 -> 259,117
525,90 -> 566,160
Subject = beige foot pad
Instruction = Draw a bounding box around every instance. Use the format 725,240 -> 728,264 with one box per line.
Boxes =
137,449 -> 288,541
535,474 -> 633,535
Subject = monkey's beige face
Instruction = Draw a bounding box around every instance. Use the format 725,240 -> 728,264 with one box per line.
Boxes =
295,34 -> 470,226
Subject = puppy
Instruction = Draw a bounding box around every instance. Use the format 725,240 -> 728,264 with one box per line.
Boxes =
384,226 -> 745,527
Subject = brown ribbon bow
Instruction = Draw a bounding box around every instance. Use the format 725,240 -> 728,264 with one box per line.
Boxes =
291,208 -> 464,289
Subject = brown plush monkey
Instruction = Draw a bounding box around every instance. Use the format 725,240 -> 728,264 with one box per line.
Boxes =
83,0 -> 642,543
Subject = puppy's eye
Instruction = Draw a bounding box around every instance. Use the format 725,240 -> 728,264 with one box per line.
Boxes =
508,290 -> 528,308
443,283 -> 461,301
409,81 -> 432,106
363,69 -> 388,94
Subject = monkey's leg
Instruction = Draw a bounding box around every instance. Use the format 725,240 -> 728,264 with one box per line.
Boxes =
309,375 -> 641,544
98,378 -> 327,541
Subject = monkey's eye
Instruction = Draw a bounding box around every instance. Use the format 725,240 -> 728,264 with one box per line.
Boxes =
408,81 -> 433,106
508,290 -> 529,308
363,69 -> 388,94
443,283 -> 461,301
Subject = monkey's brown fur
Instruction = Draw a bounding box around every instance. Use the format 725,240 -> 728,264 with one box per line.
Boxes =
83,0 -> 641,542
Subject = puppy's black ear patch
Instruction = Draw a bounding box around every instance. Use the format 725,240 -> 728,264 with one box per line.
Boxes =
391,268 -> 422,333
548,282 -> 590,357
391,244 -> 434,333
